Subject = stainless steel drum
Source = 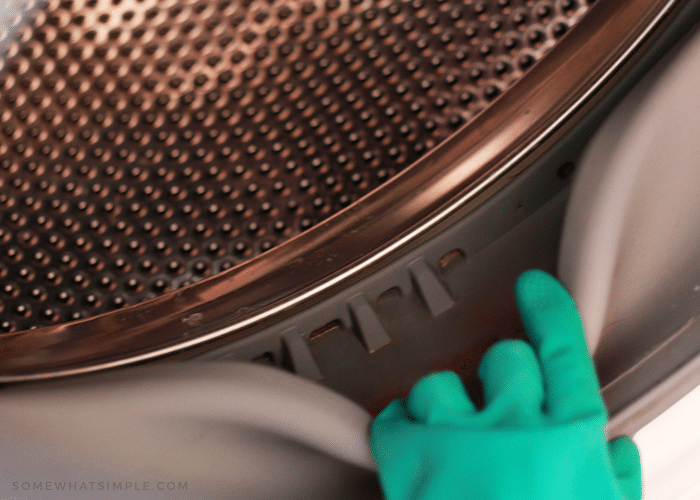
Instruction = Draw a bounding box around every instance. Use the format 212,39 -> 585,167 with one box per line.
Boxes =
0,0 -> 696,412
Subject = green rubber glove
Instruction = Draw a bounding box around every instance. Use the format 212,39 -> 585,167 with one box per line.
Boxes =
370,270 -> 642,500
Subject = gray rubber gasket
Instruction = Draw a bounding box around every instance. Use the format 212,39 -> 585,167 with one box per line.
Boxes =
195,3 -> 700,421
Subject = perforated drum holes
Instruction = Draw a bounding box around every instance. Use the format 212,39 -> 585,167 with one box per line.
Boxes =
0,0 -> 589,331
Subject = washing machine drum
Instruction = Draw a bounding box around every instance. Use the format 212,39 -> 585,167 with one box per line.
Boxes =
0,0 -> 692,402
0,0 -> 698,498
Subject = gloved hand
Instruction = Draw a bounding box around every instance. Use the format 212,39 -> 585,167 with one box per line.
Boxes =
370,270 -> 642,500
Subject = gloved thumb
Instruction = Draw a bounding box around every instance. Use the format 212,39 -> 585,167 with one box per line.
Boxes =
608,435 -> 642,500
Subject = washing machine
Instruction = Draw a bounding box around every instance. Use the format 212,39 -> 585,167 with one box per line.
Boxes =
1,0 -> 700,497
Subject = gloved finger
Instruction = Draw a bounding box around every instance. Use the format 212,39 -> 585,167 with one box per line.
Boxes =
608,436 -> 643,500
515,270 -> 606,423
373,399 -> 412,424
406,371 -> 477,425
477,339 -> 545,426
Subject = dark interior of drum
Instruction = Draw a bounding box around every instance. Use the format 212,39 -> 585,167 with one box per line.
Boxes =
0,0 -> 589,332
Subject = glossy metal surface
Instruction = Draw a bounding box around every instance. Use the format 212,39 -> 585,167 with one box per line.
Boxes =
0,0 -> 590,333
0,0 -> 687,380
